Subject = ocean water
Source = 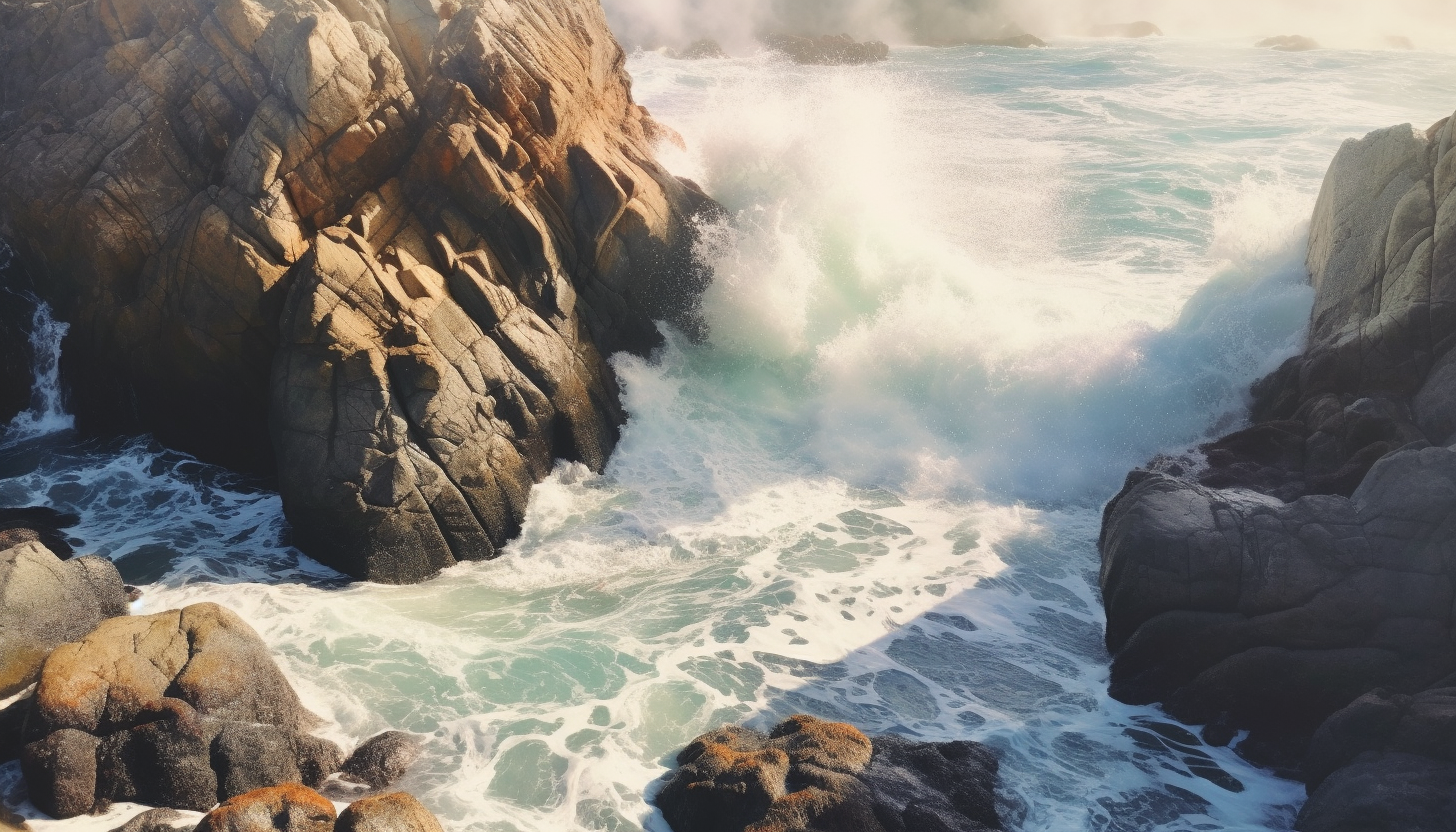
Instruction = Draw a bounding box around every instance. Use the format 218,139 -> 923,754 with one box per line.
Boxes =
3,37 -> 1456,832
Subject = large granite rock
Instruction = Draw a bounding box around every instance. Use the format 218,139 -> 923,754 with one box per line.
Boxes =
1101,107 -> 1456,818
20,603 -> 343,817
195,785 -> 336,832
335,793 -> 443,832
657,714 -> 1001,832
0,0 -> 716,583
1,536 -> 127,699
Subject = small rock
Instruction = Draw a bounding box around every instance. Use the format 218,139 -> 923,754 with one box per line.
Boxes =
196,785 -> 335,832
336,793 -> 444,832
664,39 -> 727,60
1256,35 -> 1320,51
340,731 -> 424,789
108,808 -> 190,832
760,33 -> 889,65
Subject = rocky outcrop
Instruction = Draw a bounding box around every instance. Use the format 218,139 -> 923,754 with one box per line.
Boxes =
20,603 -> 344,817
0,0 -> 717,583
338,731 -> 423,789
1088,22 -> 1162,38
1,535 -> 127,699
335,793 -> 443,832
760,33 -> 889,65
1256,35 -> 1321,51
664,39 -> 727,60
657,714 -> 1001,832
1100,108 -> 1456,819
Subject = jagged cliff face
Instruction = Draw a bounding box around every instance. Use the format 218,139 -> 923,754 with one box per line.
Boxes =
1099,109 -> 1456,827
0,0 -> 716,582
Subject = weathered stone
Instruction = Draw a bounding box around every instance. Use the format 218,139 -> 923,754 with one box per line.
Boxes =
22,603 -> 343,818
1,538 -> 127,699
657,715 -> 1001,832
195,785 -> 336,832
107,808 -> 191,832
340,731 -> 423,789
0,0 -> 718,583
335,793 -> 443,832
760,33 -> 889,65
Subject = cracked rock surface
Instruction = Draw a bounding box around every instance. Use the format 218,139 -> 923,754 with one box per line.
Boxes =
0,0 -> 716,582
1100,106 -> 1456,828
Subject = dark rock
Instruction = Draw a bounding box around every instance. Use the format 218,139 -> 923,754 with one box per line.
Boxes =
195,785 -> 336,832
0,692 -> 27,763
1257,35 -> 1321,51
335,792 -> 444,832
1298,752 -> 1456,831
22,603 -> 343,817
657,714 -> 1001,832
1088,22 -> 1162,38
1,537 -> 127,698
340,731 -> 423,789
665,39 -> 729,60
1101,106 -> 1456,819
760,33 -> 890,65
0,0 -> 718,584
0,507 -> 79,559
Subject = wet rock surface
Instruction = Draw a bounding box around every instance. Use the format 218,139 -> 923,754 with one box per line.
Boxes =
1101,107 -> 1456,821
0,0 -> 717,583
760,33 -> 889,65
20,603 -> 343,817
338,731 -> 423,789
657,714 -> 1001,832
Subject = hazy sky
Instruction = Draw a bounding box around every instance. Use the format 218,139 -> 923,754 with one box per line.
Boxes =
600,0 -> 1456,50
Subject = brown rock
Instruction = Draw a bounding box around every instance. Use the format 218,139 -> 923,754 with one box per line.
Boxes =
339,731 -> 423,789
23,603 -> 343,817
0,0 -> 718,583
196,785 -> 336,832
335,793 -> 443,832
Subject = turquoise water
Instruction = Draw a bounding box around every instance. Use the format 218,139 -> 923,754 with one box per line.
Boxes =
3,37 -> 1456,832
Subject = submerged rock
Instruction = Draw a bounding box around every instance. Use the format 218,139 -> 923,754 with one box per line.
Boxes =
0,0 -> 718,584
21,603 -> 343,817
1101,106 -> 1456,814
1088,22 -> 1162,38
1,537 -> 127,699
665,39 -> 729,60
760,33 -> 890,65
657,714 -> 1001,832
1256,35 -> 1321,51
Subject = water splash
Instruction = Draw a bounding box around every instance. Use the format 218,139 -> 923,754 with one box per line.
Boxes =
3,297 -> 75,443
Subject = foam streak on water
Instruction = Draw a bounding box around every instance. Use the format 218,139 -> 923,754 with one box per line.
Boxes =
3,38 -> 1456,832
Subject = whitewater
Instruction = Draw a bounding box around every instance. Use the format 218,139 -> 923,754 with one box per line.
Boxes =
3,36 -> 1456,832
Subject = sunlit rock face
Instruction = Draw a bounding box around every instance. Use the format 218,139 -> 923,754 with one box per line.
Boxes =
0,0 -> 717,582
1100,108 -> 1456,826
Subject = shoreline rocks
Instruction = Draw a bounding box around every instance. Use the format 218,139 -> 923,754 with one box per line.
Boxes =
760,33 -> 889,65
1101,106 -> 1456,825
0,0 -> 719,583
657,714 -> 1001,832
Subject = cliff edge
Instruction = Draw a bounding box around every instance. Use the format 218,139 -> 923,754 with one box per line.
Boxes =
1101,108 -> 1456,830
0,0 -> 717,582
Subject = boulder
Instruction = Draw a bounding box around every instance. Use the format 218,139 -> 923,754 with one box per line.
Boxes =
1257,35 -> 1321,51
657,714 -> 1001,832
108,809 -> 192,832
335,793 -> 443,832
0,507 -> 81,559
1,537 -> 127,698
339,731 -> 423,789
1298,752 -> 1456,831
1088,22 -> 1162,38
760,33 -> 890,65
196,785 -> 336,832
0,0 -> 718,583
21,603 -> 343,817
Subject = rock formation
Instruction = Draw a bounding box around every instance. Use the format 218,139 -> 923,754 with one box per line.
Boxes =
760,33 -> 889,65
19,603 -> 344,817
1101,108 -> 1456,826
657,714 -> 1001,832
664,39 -> 728,60
335,793 -> 443,832
1256,35 -> 1321,51
0,535 -> 127,699
1088,22 -> 1162,38
195,785 -> 337,832
0,0 -> 718,583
